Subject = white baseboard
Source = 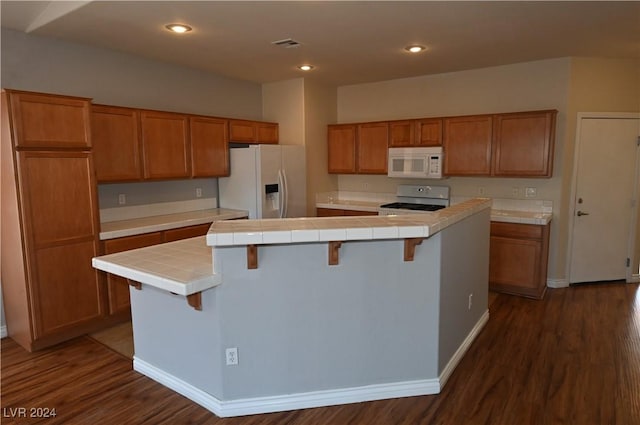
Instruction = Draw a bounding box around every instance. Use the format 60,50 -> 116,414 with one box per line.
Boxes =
134,358 -> 439,418
438,309 -> 489,388
630,274 -> 640,283
547,278 -> 569,288
1,325 -> 7,339
133,311 -> 490,418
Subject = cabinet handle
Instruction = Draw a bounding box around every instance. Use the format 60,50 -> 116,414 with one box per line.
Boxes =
576,211 -> 590,216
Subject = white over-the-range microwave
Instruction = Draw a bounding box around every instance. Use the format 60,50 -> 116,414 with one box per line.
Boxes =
387,147 -> 444,179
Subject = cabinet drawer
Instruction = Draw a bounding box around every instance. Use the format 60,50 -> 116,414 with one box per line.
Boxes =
103,232 -> 163,254
164,224 -> 212,242
343,209 -> 378,216
490,222 -> 542,239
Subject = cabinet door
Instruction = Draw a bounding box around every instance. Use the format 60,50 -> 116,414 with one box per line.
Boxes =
389,120 -> 415,147
493,110 -> 556,177
415,118 -> 443,146
489,222 -> 550,299
357,122 -> 389,174
443,115 -> 493,176
164,224 -> 212,242
229,119 -> 256,142
328,124 -> 357,173
103,232 -> 163,315
17,151 -> 103,337
257,122 -> 279,144
489,235 -> 541,293
140,111 -> 190,179
190,116 -> 229,177
8,91 -> 91,149
91,105 -> 143,181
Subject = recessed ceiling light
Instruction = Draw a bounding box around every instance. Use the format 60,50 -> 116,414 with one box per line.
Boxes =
405,45 -> 426,53
298,65 -> 314,71
165,23 -> 193,34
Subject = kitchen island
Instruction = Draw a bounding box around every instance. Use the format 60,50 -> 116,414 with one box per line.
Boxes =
92,198 -> 492,418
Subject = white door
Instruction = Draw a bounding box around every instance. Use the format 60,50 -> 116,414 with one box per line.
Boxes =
569,116 -> 640,283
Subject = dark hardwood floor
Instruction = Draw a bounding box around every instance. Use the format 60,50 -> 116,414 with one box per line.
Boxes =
2,282 -> 639,424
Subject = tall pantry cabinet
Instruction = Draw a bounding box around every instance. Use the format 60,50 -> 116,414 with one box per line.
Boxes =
1,90 -> 107,351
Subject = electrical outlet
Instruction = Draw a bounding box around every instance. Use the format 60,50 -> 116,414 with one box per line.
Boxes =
511,187 -> 520,198
525,187 -> 537,198
118,194 -> 126,205
468,293 -> 473,310
225,347 -> 238,366
478,187 -> 486,196
196,188 -> 202,198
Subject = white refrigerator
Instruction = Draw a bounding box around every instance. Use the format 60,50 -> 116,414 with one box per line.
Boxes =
218,145 -> 307,219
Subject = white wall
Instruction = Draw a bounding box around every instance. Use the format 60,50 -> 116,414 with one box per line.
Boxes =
262,78 -> 339,215
262,78 -> 305,145
303,79 -> 339,215
1,29 -> 263,118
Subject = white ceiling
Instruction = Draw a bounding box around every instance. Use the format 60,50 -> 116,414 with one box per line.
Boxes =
2,1 -> 639,86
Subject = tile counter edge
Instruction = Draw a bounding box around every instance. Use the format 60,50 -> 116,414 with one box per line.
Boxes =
207,198 -> 492,247
99,208 -> 249,240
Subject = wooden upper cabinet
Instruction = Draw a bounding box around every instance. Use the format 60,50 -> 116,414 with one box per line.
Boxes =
389,120 -> 415,147
7,90 -> 91,149
328,124 -> 357,173
492,110 -> 556,177
257,122 -> 279,144
443,115 -> 493,176
415,118 -> 443,146
91,105 -> 142,182
229,119 -> 256,142
229,119 -> 278,144
357,122 -> 389,174
389,119 -> 442,147
190,116 -> 229,177
140,110 -> 190,179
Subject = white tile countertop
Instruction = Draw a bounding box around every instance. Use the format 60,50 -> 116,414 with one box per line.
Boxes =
99,208 -> 249,240
490,209 -> 552,225
92,236 -> 218,296
315,193 -> 552,225
315,191 -> 394,212
207,198 -> 492,246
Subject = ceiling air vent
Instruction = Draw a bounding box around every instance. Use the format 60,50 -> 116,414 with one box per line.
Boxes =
271,38 -> 301,48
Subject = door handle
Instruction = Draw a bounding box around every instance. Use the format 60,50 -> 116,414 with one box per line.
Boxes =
576,210 -> 590,216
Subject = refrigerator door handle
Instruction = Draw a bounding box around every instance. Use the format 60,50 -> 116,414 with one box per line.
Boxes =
281,169 -> 289,218
277,169 -> 285,218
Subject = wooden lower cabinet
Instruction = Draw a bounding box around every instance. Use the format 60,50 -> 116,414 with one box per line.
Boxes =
163,223 -> 212,242
101,223 -> 213,314
316,208 -> 378,217
489,221 -> 550,299
102,232 -> 163,315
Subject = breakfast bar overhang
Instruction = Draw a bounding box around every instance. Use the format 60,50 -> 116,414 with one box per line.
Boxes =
92,198 -> 492,418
